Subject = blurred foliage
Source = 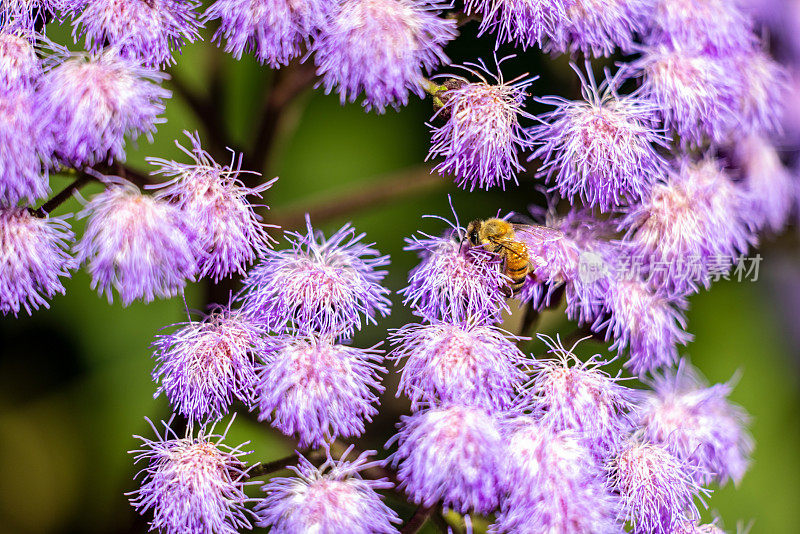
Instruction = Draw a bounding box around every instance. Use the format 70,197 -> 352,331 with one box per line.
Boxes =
0,16 -> 799,534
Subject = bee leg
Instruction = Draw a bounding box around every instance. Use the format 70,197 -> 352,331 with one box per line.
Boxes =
500,284 -> 513,298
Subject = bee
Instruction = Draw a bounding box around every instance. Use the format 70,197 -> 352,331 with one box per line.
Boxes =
465,218 -> 564,296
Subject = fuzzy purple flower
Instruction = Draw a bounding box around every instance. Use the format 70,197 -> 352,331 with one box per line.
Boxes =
494,418 -> 621,533
242,216 -> 390,336
634,45 -> 739,146
65,0 -> 201,67
613,441 -> 708,534
0,0 -> 59,29
257,447 -> 400,533
152,308 -> 265,422
734,135 -> 795,234
389,404 -> 504,513
531,66 -> 668,210
0,88 -> 49,204
637,360 -> 753,486
644,0 -> 756,54
36,51 -> 169,167
597,278 -> 692,376
313,0 -> 456,112
428,59 -> 534,191
205,0 -> 327,67
620,157 -> 755,295
389,320 -> 526,410
254,334 -> 384,448
464,0 -> 569,49
74,181 -> 198,305
0,28 -> 40,91
401,216 -> 509,323
148,132 -> 278,282
527,335 -> 637,457
546,0 -> 648,57
0,207 -> 74,316
128,418 -> 256,534
729,48 -> 788,137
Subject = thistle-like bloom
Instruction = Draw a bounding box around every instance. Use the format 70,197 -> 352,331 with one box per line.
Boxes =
546,0 -> 648,57
205,0 -> 327,67
464,0 -> 569,49
400,225 -> 508,323
613,442 -> 708,534
734,135 -> 795,234
257,447 -> 400,533
531,66 -> 668,210
644,0 -> 756,54
674,521 -> 726,534
597,278 -> 692,376
75,181 -> 198,305
129,418 -> 256,534
527,336 -> 637,456
0,28 -> 40,91
152,308 -> 265,422
634,46 -> 739,146
494,418 -> 620,533
65,0 -> 201,67
389,404 -> 504,513
0,88 -> 49,204
730,48 -> 788,137
0,0 -> 59,29
313,0 -> 456,112
620,157 -> 755,295
36,51 -> 169,166
637,361 -> 753,486
148,132 -> 277,282
254,334 -> 384,448
0,207 -> 74,316
389,320 -> 526,410
242,216 -> 390,336
428,59 -> 535,191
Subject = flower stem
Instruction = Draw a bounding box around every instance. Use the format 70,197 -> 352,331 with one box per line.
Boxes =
34,172 -> 94,217
400,504 -> 435,534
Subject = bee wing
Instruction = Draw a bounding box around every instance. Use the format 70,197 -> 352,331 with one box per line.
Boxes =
512,224 -> 564,246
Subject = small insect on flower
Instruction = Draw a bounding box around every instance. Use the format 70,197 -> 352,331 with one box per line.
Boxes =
637,360 -> 753,487
389,319 -> 527,410
494,418 -> 620,534
36,50 -> 170,167
64,0 -> 202,67
428,57 -> 535,191
527,335 -> 638,457
74,179 -> 199,306
401,213 -> 510,323
388,404 -> 505,514
0,207 -> 75,316
148,131 -> 278,282
613,441 -> 709,534
152,306 -> 265,422
128,417 -> 257,534
254,334 -> 385,448
242,215 -> 390,336
530,64 -> 668,211
257,447 -> 401,533
205,0 -> 328,67
313,0 -> 456,112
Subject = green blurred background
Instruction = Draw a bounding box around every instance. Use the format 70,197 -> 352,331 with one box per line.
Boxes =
1,18 -> 799,534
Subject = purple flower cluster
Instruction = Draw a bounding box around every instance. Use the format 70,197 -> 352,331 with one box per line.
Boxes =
428,59 -> 535,191
148,131 -> 278,282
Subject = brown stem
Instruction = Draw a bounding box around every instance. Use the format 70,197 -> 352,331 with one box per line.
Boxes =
34,173 -> 94,216
401,504 -> 435,534
247,60 -> 317,176
271,165 -> 444,230
248,450 -> 324,478
167,72 -> 229,160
